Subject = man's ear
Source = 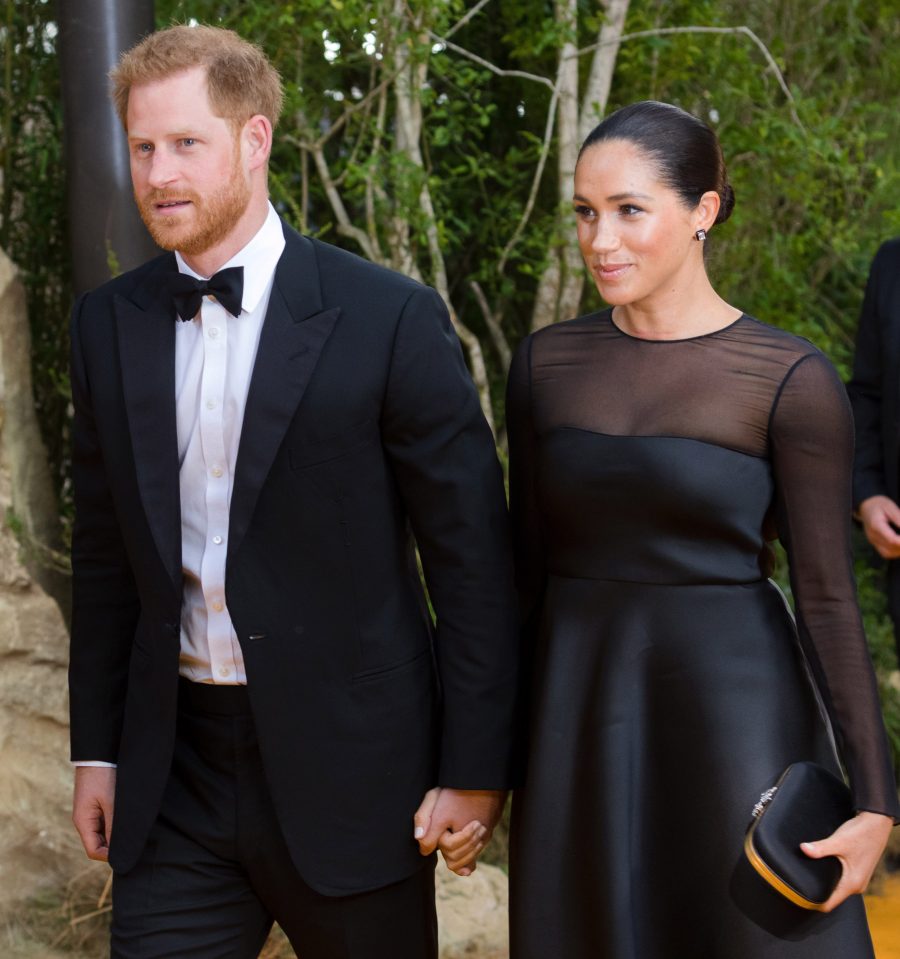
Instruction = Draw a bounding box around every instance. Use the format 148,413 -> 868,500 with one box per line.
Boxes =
244,114 -> 273,170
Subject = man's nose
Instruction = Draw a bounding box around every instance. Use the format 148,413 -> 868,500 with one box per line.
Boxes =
146,151 -> 179,189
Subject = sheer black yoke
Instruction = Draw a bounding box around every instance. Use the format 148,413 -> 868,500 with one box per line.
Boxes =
507,309 -> 899,821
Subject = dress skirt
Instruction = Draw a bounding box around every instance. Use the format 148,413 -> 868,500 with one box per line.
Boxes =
509,576 -> 873,958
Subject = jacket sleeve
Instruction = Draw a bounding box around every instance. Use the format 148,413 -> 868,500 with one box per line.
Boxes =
380,286 -> 520,789
847,242 -> 895,507
69,293 -> 141,762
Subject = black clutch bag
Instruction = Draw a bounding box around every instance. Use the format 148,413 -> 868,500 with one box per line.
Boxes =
743,761 -> 852,910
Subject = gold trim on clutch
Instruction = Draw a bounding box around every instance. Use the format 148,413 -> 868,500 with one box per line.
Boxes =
743,827 -> 825,911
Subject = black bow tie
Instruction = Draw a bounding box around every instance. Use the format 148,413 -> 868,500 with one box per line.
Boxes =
166,266 -> 244,321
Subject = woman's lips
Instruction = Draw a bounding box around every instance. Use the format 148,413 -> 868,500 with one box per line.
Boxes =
594,263 -> 631,281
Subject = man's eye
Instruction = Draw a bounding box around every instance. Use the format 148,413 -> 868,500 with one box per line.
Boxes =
179,138 -> 196,147
135,143 -> 152,154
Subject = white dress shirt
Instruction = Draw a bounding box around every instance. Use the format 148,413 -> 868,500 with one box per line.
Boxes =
75,205 -> 285,763
175,203 -> 286,684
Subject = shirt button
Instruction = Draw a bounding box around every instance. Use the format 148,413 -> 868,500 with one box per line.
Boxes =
208,327 -> 220,339
212,535 -> 223,545
219,666 -> 230,678
206,399 -> 216,410
211,600 -> 224,612
211,466 -> 223,478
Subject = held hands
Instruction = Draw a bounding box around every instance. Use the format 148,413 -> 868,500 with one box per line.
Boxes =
72,766 -> 116,862
414,787 -> 506,877
800,810 -> 893,912
859,495 -> 900,559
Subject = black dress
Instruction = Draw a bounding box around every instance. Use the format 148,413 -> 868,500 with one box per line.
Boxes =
506,310 -> 900,959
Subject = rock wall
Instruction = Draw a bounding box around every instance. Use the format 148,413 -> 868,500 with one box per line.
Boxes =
0,248 -> 82,914
0,463 -> 82,913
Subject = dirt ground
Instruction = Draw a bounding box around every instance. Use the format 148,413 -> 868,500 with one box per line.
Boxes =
4,862 -> 898,958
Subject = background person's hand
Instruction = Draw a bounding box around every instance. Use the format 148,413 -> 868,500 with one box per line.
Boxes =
72,766 -> 116,861
800,809 -> 894,912
859,495 -> 900,559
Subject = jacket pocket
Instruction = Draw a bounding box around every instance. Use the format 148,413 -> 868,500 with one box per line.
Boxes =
288,419 -> 379,471
351,647 -> 432,685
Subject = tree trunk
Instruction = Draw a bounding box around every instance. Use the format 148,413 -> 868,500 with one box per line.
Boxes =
530,0 -> 632,332
391,3 -> 496,432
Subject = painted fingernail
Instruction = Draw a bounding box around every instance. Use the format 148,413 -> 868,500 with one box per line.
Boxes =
414,826 -> 425,839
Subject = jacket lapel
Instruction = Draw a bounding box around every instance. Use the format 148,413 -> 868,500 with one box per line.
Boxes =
228,227 -> 340,561
114,256 -> 183,589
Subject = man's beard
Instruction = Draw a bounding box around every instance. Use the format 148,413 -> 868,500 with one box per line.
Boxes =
136,158 -> 251,258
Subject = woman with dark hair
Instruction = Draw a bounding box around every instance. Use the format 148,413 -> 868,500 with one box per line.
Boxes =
506,100 -> 897,958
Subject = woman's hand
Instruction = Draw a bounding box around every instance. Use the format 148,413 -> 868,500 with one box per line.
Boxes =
800,810 -> 894,911
413,786 -> 504,876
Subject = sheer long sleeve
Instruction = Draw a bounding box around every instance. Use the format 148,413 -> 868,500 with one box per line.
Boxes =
770,352 -> 900,819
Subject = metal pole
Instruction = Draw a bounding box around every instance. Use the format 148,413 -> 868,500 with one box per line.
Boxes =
58,0 -> 158,295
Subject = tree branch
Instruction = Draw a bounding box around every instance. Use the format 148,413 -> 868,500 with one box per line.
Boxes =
287,133 -> 381,262
426,31 -> 555,90
469,279 -> 512,371
497,85 -> 560,276
310,70 -> 400,151
573,25 -> 805,131
579,0 -> 631,140
445,0 -> 494,39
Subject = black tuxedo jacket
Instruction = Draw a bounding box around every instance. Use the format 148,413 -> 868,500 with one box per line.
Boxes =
848,237 -> 900,509
69,221 -> 519,895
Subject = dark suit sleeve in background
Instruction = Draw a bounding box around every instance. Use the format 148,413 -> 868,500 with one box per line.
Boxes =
848,240 -> 900,507
380,287 -> 520,790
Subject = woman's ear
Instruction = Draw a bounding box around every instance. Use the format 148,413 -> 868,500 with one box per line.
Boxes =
695,190 -> 721,232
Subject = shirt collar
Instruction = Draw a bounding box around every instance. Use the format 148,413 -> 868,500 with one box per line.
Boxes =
174,202 -> 286,315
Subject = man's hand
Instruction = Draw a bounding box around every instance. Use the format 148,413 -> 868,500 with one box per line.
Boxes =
859,495 -> 900,559
413,787 -> 506,877
73,766 -> 116,861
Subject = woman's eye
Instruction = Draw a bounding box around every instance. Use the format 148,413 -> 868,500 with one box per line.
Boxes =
574,205 -> 596,219
619,204 -> 643,216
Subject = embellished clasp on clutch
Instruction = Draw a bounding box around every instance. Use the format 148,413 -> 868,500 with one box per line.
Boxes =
744,763 -> 850,910
751,786 -> 779,819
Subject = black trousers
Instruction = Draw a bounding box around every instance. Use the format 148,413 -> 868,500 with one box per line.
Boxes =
111,679 -> 438,959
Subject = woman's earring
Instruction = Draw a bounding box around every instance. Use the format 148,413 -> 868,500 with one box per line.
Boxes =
695,228 -> 708,242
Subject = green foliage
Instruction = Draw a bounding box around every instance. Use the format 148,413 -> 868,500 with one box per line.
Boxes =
852,549 -> 900,772
0,0 -> 71,498
5,0 -> 899,772
604,0 -> 900,374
